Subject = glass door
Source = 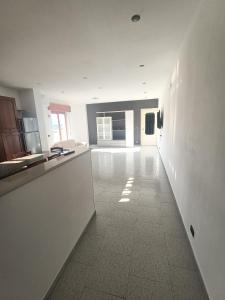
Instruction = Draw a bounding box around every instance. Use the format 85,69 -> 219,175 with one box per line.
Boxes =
96,117 -> 112,141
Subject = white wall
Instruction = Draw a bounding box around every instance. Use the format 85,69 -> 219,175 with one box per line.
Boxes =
125,110 -> 134,147
0,151 -> 95,300
34,89 -> 89,151
158,1 -> 225,299
0,85 -> 21,109
19,89 -> 37,117
70,103 -> 89,144
33,90 -> 52,151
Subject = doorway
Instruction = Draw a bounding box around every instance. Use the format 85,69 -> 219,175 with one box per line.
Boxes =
141,108 -> 158,145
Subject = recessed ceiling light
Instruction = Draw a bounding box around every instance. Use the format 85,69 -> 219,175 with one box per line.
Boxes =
139,64 -> 144,67
131,14 -> 141,22
142,82 -> 147,85
92,97 -> 99,100
83,76 -> 88,79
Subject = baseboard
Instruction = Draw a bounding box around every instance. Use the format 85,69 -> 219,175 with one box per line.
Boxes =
43,210 -> 96,300
157,148 -> 210,300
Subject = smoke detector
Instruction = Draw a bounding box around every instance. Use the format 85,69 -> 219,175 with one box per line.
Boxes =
131,14 -> 141,22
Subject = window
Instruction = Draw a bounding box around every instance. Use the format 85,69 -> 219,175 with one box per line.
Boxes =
145,113 -> 155,135
50,112 -> 68,143
48,103 -> 71,144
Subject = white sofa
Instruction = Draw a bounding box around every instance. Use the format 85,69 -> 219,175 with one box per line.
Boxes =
51,139 -> 87,150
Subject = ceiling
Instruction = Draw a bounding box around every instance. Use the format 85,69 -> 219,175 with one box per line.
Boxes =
0,0 -> 200,103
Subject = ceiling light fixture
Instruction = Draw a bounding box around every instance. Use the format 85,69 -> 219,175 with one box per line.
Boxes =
131,14 -> 141,22
139,64 -> 144,67
92,97 -> 99,100
83,76 -> 88,79
142,82 -> 147,85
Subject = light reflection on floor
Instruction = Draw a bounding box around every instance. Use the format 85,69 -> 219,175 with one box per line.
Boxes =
119,176 -> 134,203
91,147 -> 141,153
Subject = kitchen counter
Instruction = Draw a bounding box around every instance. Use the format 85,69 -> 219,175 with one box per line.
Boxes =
0,146 -> 89,197
0,146 -> 95,300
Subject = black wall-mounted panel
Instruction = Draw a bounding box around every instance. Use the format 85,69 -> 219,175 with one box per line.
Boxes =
145,113 -> 155,135
161,109 -> 164,128
157,111 -> 161,129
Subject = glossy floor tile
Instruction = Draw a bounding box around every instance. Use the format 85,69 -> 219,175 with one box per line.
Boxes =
47,147 -> 208,300
80,287 -> 124,300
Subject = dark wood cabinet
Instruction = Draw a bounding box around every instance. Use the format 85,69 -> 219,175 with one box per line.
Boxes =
0,96 -> 25,162
0,135 -> 5,161
1,132 -> 25,160
0,97 -> 18,131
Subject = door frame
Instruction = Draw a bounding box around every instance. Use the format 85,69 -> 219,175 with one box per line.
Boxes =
140,108 -> 158,146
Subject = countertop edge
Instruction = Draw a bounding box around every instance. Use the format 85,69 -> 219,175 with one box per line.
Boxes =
0,147 -> 90,198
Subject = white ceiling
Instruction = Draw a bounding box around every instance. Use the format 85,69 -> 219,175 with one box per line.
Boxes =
0,0 -> 200,103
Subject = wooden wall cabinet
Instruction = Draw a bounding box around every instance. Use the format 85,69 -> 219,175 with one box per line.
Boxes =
0,98 -> 18,131
0,96 -> 25,162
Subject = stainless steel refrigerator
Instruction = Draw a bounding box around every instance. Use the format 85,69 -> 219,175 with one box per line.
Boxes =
22,118 -> 42,154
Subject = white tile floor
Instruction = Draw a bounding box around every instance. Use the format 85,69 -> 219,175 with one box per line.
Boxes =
48,146 -> 208,300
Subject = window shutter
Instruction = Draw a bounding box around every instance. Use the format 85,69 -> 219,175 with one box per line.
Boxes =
48,103 -> 71,113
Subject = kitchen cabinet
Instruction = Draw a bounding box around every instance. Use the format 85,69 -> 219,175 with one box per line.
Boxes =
1,132 -> 25,160
0,97 -> 18,131
0,135 -> 5,161
0,96 -> 25,162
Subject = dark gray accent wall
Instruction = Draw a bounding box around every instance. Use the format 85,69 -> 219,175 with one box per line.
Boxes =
86,99 -> 158,145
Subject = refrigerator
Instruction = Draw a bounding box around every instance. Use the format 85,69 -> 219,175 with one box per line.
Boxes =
22,118 -> 42,154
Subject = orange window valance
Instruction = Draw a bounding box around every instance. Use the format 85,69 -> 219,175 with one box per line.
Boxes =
48,103 -> 71,113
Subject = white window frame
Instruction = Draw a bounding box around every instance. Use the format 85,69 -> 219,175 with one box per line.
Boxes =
50,111 -> 68,143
